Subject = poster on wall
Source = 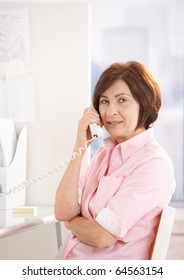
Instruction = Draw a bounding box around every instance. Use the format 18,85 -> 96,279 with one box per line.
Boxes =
0,9 -> 35,122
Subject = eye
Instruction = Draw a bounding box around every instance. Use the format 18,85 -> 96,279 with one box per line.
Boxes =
119,97 -> 127,103
99,99 -> 108,104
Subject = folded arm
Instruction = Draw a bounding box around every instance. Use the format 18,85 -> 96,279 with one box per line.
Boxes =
65,215 -> 118,248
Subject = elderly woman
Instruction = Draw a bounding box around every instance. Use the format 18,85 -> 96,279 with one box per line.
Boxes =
54,61 -> 175,260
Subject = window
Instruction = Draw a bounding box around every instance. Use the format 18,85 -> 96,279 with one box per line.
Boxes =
91,0 -> 184,201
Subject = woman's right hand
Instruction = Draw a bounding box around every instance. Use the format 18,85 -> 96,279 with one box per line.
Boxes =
75,107 -> 101,148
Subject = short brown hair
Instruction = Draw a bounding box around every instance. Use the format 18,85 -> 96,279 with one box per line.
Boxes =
92,61 -> 161,129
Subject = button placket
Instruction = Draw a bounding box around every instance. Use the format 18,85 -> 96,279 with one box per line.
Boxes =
112,147 -> 123,172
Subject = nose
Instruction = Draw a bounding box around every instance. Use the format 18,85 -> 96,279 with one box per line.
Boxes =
106,102 -> 118,117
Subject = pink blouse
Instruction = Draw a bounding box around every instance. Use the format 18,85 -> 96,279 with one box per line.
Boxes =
56,128 -> 176,260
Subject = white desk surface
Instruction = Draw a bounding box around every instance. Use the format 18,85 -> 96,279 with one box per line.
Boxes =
0,205 -> 57,239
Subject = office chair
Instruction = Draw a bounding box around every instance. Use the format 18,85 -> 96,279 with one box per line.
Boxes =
150,206 -> 176,260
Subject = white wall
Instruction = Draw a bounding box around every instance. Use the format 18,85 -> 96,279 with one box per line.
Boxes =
0,1 -> 89,259
0,2 -> 90,205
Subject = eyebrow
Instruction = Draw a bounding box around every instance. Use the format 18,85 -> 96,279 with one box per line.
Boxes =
100,93 -> 131,98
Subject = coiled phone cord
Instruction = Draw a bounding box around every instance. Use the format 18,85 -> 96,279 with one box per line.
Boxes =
0,137 -> 95,197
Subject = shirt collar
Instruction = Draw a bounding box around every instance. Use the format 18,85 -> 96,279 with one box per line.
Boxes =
104,128 -> 155,161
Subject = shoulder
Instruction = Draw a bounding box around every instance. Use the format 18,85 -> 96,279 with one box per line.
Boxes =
123,135 -> 175,182
131,140 -> 175,190
144,139 -> 174,170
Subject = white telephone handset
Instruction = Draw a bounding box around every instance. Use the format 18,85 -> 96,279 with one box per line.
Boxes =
89,123 -> 103,139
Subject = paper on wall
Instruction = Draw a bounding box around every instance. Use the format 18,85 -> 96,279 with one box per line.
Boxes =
0,9 -> 34,122
4,57 -> 28,80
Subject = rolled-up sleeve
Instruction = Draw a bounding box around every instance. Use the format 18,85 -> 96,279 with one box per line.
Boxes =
96,208 -> 126,238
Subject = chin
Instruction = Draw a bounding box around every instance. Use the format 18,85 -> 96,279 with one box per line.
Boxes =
111,134 -> 127,143
112,131 -> 135,143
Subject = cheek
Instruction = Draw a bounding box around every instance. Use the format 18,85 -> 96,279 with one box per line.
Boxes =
128,103 -> 140,116
98,111 -> 104,125
130,108 -> 140,126
121,106 -> 139,123
99,108 -> 105,119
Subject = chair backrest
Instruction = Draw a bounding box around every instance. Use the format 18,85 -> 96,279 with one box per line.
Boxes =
150,206 -> 176,260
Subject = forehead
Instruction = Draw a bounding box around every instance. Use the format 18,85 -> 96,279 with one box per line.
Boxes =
101,79 -> 132,97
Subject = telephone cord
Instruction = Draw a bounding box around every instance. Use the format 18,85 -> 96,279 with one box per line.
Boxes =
0,137 -> 95,197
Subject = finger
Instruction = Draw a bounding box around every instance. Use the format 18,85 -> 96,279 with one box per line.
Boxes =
83,107 -> 89,115
84,108 -> 100,119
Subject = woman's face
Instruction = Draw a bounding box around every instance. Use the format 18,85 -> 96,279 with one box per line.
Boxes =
99,79 -> 145,143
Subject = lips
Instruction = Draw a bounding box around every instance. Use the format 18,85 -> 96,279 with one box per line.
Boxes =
107,121 -> 123,126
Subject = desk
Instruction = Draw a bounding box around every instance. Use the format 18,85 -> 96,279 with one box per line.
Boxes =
0,205 -> 62,249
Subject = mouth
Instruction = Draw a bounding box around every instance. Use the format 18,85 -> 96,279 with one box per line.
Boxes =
106,121 -> 123,126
